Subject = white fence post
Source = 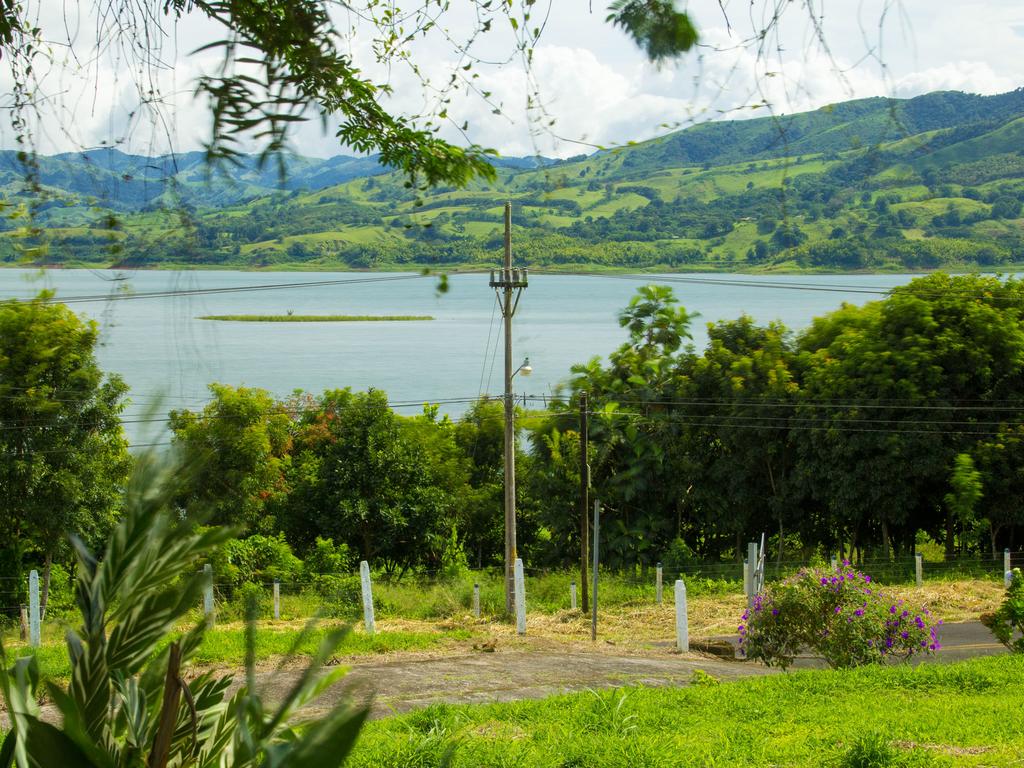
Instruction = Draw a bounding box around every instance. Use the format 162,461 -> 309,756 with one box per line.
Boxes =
570,580 -> 577,611
915,553 -> 923,587
655,562 -> 663,604
1006,549 -> 1012,578
1007,570 -> 1015,589
360,560 -> 376,636
675,579 -> 688,652
28,569 -> 40,648
272,580 -> 280,620
514,558 -> 526,636
472,583 -> 481,618
746,542 -> 758,607
742,559 -> 750,596
830,556 -> 838,571
203,564 -> 214,623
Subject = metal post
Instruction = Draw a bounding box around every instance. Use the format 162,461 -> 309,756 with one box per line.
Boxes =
273,580 -> 280,620
514,558 -> 526,635
915,553 -> 923,587
360,560 -> 376,636
591,499 -> 600,642
742,559 -> 750,596
203,564 -> 214,622
473,583 -> 481,618
1006,548 -> 1012,577
579,390 -> 590,614
28,569 -> 40,648
675,579 -> 689,652
655,562 -> 663,604
570,581 -> 577,611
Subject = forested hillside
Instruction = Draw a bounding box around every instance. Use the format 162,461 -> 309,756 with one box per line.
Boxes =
3,88 -> 1024,272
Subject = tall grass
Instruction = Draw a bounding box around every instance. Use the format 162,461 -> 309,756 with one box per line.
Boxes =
346,655 -> 1024,767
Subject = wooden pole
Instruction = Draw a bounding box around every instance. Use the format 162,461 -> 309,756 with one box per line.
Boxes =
272,580 -> 280,620
570,580 -> 577,611
579,391 -> 590,613
656,562 -> 663,604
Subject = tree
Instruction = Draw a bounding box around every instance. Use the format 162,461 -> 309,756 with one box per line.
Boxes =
0,293 -> 131,617
0,2 -> 699,189
283,389 -> 466,574
795,274 -> 1024,559
169,384 -> 294,533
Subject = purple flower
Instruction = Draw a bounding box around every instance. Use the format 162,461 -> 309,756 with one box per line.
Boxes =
889,606 -> 897,614
901,631 -> 909,639
738,625 -> 745,632
834,605 -> 842,614
864,575 -> 872,583
854,609 -> 864,617
772,608 -> 780,616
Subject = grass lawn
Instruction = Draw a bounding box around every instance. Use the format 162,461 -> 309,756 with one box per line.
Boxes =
347,654 -> 1024,767
6,623 -> 470,686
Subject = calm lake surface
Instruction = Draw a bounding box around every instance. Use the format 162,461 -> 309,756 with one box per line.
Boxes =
1,269 -> 925,441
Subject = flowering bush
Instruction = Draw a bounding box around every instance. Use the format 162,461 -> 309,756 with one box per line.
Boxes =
980,568 -> 1024,653
738,562 -> 940,669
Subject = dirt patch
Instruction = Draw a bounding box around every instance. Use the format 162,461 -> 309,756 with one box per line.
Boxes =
280,647 -> 776,720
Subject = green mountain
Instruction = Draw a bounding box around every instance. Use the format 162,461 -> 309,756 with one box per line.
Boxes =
3,88 -> 1024,272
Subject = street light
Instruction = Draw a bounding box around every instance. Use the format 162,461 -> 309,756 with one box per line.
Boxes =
514,357 -> 532,378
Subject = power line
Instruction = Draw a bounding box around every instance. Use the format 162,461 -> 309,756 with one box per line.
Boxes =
9,272 -> 477,305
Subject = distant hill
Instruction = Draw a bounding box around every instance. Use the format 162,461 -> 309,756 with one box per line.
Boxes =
2,88 -> 1023,272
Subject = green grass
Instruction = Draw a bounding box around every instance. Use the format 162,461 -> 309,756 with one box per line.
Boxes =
9,624 -> 465,685
198,314 -> 434,322
346,654 -> 1024,767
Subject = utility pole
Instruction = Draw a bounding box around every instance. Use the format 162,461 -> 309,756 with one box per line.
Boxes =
579,391 -> 589,613
490,201 -> 528,614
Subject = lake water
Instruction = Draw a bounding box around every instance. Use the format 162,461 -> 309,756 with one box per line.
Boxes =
1,268 -> 923,442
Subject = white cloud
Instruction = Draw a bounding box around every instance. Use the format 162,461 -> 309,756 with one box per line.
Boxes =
1,2 -> 1022,160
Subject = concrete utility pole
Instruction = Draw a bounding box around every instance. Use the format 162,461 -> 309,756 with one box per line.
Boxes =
490,201 -> 528,614
579,391 -> 590,613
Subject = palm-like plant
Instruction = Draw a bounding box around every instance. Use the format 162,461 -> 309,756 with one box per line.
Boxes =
0,454 -> 367,768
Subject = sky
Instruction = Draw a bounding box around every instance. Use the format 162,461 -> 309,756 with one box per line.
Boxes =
2,0 -> 1023,160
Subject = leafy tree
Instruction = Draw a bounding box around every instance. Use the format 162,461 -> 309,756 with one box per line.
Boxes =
971,427 -> 1024,556
452,398 -> 507,568
283,389 -> 466,574
0,1 -> 698,189
169,384 -> 294,533
0,293 -> 130,617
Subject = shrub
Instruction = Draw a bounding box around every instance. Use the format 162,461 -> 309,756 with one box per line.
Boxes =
208,532 -> 303,592
980,568 -> 1024,653
303,536 -> 351,578
738,562 -> 940,669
